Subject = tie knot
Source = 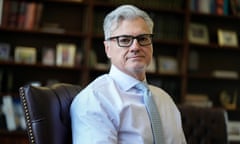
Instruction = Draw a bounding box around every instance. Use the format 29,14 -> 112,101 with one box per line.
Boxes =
135,82 -> 148,93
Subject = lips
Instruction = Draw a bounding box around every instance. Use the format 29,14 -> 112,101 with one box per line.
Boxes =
127,55 -> 144,60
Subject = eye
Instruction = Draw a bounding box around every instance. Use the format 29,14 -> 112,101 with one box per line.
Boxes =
139,35 -> 149,42
118,37 -> 132,44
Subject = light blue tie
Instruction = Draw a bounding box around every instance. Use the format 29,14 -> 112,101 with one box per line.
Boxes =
135,82 -> 165,144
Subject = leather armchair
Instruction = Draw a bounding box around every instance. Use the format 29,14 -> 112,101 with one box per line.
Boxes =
19,83 -> 81,144
179,105 -> 228,144
19,83 -> 228,144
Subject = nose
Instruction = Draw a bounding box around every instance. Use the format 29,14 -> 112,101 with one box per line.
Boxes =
129,39 -> 141,51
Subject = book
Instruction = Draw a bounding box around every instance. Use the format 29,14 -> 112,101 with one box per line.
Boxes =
34,3 -> 43,29
42,47 -> 55,66
17,1 -> 27,29
1,0 -> 10,27
24,2 -> 37,30
56,43 -> 76,67
214,0 -> 229,15
0,0 -> 3,25
0,43 -> 10,61
7,1 -> 19,28
212,70 -> 239,79
198,0 -> 211,13
1,1 -> 42,29
185,94 -> 213,108
158,56 -> 178,74
230,0 -> 240,16
40,22 -> 65,33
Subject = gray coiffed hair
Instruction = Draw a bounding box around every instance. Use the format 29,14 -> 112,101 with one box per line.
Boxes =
103,5 -> 154,40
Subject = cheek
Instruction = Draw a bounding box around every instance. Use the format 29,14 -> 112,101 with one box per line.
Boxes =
145,47 -> 153,57
107,46 -> 126,61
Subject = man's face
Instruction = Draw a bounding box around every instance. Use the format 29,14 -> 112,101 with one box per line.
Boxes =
104,17 -> 153,80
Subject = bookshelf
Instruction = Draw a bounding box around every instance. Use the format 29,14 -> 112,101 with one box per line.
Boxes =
0,0 -> 240,143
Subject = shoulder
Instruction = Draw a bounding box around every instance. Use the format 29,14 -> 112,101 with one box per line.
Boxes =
72,74 -> 115,104
71,74 -> 113,111
149,84 -> 171,99
149,84 -> 177,108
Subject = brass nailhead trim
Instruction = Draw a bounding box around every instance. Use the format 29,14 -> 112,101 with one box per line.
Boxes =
20,87 -> 35,144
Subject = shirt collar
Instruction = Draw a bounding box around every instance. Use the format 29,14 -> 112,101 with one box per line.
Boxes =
109,65 -> 144,91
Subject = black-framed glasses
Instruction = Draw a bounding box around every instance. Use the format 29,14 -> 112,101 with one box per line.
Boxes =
106,34 -> 153,47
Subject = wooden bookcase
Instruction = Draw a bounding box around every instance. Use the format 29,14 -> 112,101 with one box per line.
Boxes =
0,0 -> 240,143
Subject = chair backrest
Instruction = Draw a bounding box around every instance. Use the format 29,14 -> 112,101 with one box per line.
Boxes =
178,105 -> 228,144
19,83 -> 228,144
19,83 -> 81,144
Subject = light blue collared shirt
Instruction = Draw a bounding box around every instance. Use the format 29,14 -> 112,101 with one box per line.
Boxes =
70,65 -> 186,144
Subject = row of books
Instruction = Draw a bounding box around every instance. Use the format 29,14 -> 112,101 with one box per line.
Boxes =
0,0 -> 43,30
0,42 -> 83,67
184,94 -> 213,108
151,14 -> 183,40
190,0 -> 229,15
93,12 -> 184,40
99,0 -> 183,9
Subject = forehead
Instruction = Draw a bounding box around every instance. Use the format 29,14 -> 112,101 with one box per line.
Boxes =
111,17 -> 151,36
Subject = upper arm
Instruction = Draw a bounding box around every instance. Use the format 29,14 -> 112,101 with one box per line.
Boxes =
70,90 -> 118,144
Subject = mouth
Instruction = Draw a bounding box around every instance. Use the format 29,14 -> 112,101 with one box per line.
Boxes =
127,55 -> 144,61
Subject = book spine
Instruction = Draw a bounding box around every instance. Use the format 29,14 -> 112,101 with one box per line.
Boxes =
1,0 -> 10,27
0,0 -> 3,26
7,1 -> 19,28
215,0 -> 224,15
24,2 -> 37,30
198,0 -> 211,13
34,3 -> 43,29
17,1 -> 27,29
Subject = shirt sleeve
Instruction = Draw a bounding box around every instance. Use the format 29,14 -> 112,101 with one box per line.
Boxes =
70,89 -> 118,144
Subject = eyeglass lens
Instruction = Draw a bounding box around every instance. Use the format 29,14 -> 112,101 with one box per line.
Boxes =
118,34 -> 152,47
107,34 -> 153,47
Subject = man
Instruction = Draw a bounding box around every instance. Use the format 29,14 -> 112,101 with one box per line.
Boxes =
71,5 -> 186,144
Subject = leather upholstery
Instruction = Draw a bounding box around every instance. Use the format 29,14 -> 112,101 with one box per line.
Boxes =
19,83 -> 81,144
179,105 -> 228,144
19,83 -> 228,144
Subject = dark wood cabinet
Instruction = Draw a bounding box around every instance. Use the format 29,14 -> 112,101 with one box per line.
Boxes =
0,0 -> 240,143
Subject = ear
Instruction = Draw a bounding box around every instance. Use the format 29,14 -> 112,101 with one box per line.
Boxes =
104,41 -> 111,58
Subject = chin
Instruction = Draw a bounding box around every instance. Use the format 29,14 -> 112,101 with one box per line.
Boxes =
133,65 -> 146,73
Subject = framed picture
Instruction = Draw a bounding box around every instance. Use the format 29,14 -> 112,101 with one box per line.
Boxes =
188,23 -> 209,44
228,121 -> 240,142
0,43 -> 11,61
230,0 -> 240,16
218,29 -> 238,47
56,43 -> 76,67
42,47 -> 55,66
14,46 -> 36,64
158,56 -> 178,74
